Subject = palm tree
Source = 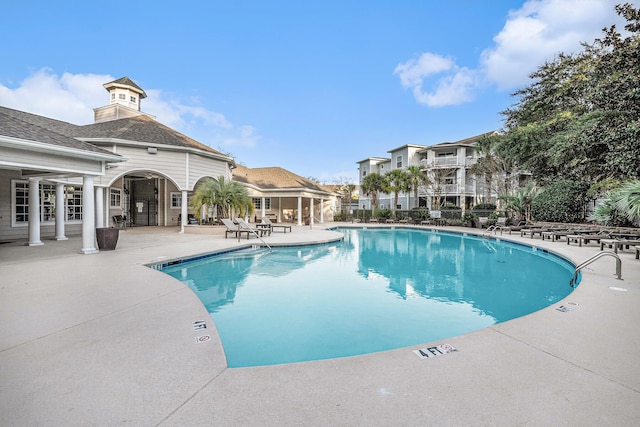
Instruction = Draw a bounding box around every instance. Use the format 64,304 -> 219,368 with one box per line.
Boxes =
614,180 -> 640,226
385,168 -> 411,212
406,165 -> 430,208
191,176 -> 254,220
468,134 -> 515,205
590,179 -> 640,226
499,182 -> 539,222
361,172 -> 386,213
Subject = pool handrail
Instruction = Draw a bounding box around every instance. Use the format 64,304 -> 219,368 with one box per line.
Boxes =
570,250 -> 621,287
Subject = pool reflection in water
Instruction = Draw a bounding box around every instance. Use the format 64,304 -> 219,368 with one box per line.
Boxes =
160,228 -> 575,367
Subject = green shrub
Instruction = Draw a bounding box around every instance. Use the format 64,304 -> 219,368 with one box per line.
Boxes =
531,180 -> 589,223
472,203 -> 496,211
375,208 -> 392,219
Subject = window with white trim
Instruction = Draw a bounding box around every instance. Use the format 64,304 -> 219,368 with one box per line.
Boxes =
66,186 -> 83,221
170,192 -> 182,208
12,181 -> 82,224
118,93 -> 125,100
396,155 -> 403,168
252,198 -> 271,210
110,188 -> 122,208
362,166 -> 367,177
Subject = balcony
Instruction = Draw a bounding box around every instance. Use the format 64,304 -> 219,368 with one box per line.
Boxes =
434,184 -> 459,193
433,157 -> 459,167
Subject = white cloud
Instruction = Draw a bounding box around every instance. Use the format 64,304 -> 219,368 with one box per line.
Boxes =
393,53 -> 479,107
481,0 -> 625,90
222,125 -> 260,148
0,68 -> 111,124
395,0 -> 630,106
0,68 -> 258,150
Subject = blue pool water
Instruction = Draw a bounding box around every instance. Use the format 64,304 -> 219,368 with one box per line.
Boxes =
160,228 -> 576,367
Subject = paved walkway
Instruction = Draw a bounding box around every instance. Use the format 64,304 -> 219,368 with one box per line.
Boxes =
1,224 -> 639,426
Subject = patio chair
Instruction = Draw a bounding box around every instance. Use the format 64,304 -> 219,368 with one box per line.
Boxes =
221,218 -> 250,239
112,215 -> 126,230
236,218 -> 270,237
478,217 -> 489,228
261,216 -> 292,233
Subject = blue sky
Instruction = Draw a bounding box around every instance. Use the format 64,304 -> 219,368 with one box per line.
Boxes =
0,0 -> 632,183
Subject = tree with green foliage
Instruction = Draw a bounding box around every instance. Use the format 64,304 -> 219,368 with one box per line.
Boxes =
499,3 -> 640,187
499,183 -> 539,222
406,165 -> 430,208
361,172 -> 386,212
385,168 -> 411,212
531,180 -> 589,223
468,134 -> 515,203
191,176 -> 254,220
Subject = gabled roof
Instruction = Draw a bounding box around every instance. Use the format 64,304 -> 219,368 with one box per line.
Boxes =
73,115 -> 228,157
0,106 -> 120,156
233,165 -> 332,193
418,131 -> 498,152
103,76 -> 147,98
356,157 -> 389,164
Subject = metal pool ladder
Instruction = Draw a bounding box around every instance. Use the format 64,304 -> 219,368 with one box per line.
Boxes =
570,250 -> 622,287
482,225 -> 502,237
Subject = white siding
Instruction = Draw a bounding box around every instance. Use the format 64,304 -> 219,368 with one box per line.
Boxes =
103,146 -> 188,188
1,146 -> 103,175
189,153 -> 231,188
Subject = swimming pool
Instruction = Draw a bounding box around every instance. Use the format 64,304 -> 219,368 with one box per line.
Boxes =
159,227 -> 577,367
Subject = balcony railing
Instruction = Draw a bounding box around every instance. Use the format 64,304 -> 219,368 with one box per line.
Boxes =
433,157 -> 459,166
434,184 -> 459,193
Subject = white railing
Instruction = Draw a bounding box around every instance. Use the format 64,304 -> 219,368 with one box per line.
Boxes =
433,157 -> 459,166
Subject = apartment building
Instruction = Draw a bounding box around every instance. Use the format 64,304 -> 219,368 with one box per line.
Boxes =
357,132 -> 498,211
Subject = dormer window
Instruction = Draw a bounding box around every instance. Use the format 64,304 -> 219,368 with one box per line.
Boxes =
111,93 -> 115,100
130,96 -> 137,103
118,93 -> 126,100
396,155 -> 403,168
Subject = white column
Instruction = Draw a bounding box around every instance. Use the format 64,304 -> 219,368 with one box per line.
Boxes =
80,175 -> 98,254
310,198 -> 314,226
54,183 -> 67,241
320,197 -> 324,223
180,190 -> 188,234
261,196 -> 266,220
297,196 -> 302,226
95,186 -> 104,228
26,177 -> 43,246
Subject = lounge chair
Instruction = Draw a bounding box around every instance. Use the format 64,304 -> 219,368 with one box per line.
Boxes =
478,217 -> 489,228
261,216 -> 292,233
221,218 -> 251,239
236,218 -> 270,237
369,218 -> 379,223
502,220 -> 527,234
567,230 -> 611,247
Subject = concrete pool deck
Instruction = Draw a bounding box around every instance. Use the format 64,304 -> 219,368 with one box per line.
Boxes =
1,223 -> 639,426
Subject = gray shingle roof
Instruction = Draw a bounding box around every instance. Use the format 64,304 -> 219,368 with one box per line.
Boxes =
233,165 -> 331,193
0,106 -> 118,155
74,115 -> 227,156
